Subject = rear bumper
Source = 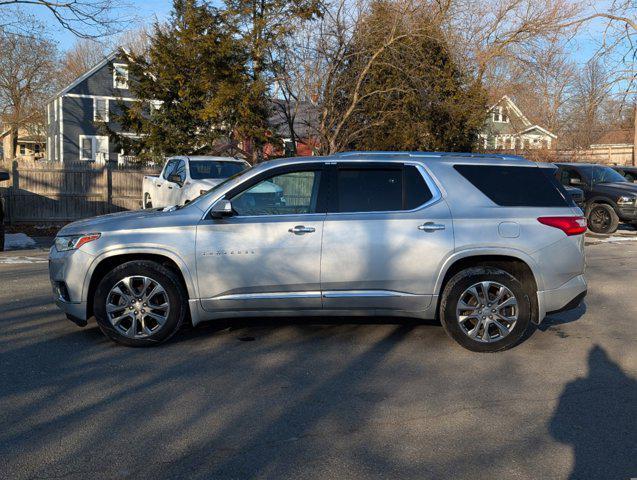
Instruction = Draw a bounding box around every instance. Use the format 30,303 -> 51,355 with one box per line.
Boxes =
536,274 -> 587,323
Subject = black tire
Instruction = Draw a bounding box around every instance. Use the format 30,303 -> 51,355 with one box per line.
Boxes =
587,203 -> 619,234
94,260 -> 187,347
440,267 -> 533,353
144,193 -> 153,209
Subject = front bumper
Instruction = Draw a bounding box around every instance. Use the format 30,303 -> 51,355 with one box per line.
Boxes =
617,205 -> 637,222
49,247 -> 94,322
537,274 -> 587,322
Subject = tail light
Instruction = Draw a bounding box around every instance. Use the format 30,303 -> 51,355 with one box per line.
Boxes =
537,216 -> 587,236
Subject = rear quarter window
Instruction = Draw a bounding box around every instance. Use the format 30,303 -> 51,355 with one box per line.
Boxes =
454,165 -> 569,207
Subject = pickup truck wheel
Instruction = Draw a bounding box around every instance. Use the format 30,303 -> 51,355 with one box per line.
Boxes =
587,203 -> 619,234
94,261 -> 187,346
440,267 -> 532,352
144,193 -> 153,209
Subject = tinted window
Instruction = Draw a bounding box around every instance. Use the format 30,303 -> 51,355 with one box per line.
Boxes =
232,170 -> 322,216
540,167 -> 576,207
591,166 -> 627,184
336,166 -> 433,212
405,165 -> 433,209
454,165 -> 569,207
337,168 -> 402,212
190,161 -> 247,180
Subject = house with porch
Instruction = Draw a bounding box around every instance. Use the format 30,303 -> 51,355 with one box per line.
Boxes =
481,95 -> 556,151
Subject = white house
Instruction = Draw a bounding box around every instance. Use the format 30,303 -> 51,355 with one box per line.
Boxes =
481,95 -> 557,150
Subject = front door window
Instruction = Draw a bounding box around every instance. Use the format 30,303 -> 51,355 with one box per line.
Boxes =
231,170 -> 322,216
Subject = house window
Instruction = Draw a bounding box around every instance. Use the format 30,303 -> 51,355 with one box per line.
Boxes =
492,106 -> 509,123
93,98 -> 109,122
150,100 -> 162,114
80,137 -> 93,160
79,135 -> 109,162
113,63 -> 129,89
19,144 -> 27,155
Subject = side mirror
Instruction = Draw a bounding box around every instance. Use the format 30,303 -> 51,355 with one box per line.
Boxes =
210,199 -> 233,219
0,171 -> 9,182
168,173 -> 183,186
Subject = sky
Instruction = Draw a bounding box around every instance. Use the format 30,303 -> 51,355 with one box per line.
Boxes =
21,0 -> 611,66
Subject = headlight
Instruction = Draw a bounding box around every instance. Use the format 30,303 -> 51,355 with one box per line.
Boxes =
617,196 -> 637,205
54,233 -> 101,252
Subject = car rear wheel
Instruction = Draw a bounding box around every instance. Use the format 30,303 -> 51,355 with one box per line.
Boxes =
587,203 -> 619,234
94,261 -> 187,346
144,193 -> 153,209
440,267 -> 532,352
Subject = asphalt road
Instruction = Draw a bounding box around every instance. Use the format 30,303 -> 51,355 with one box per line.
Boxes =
0,239 -> 635,480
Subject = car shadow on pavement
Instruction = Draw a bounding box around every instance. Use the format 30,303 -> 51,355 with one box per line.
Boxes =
548,345 -> 637,480
538,302 -> 587,332
171,315 -> 441,343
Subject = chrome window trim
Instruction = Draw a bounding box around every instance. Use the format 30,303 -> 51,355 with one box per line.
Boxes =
202,160 -> 443,221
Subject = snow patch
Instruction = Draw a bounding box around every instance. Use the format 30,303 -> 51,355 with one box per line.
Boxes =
0,256 -> 48,264
4,233 -> 37,250
595,236 -> 637,243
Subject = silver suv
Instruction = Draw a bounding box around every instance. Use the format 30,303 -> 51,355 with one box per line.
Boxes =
49,152 -> 587,352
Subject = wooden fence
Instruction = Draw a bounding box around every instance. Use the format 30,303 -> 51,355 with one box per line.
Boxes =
555,144 -> 635,166
0,160 -> 161,224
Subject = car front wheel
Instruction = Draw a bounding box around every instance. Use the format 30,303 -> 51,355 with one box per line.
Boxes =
440,267 -> 532,352
94,260 -> 187,346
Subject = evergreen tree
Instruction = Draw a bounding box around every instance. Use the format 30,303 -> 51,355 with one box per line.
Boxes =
117,0 -> 266,162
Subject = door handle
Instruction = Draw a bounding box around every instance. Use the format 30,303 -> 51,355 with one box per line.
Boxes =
167,186 -> 173,189
418,222 -> 445,232
288,225 -> 316,234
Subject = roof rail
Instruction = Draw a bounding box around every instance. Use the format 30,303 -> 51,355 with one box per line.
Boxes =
333,151 -> 527,161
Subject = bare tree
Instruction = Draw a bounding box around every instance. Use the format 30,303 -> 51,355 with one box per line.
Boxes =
509,35 -> 578,139
0,27 -> 57,158
0,0 -> 130,38
437,0 -> 583,82
563,59 -> 611,148
558,1 -> 636,158
57,38 -> 108,89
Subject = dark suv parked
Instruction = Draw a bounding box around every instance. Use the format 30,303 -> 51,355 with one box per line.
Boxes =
554,162 -> 637,233
0,169 -> 8,251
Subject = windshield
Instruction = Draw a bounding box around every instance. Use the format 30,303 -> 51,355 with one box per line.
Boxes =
591,166 -> 627,184
189,161 -> 248,179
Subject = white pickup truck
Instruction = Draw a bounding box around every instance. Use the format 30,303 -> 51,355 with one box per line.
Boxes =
142,156 -> 250,209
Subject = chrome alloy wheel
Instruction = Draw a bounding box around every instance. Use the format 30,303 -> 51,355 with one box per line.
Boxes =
456,281 -> 518,343
106,276 -> 170,338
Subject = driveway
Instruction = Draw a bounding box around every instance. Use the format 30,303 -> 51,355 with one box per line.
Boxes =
0,241 -> 635,479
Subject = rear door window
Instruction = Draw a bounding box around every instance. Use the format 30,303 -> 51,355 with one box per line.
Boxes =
454,165 -> 569,207
335,164 -> 433,213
